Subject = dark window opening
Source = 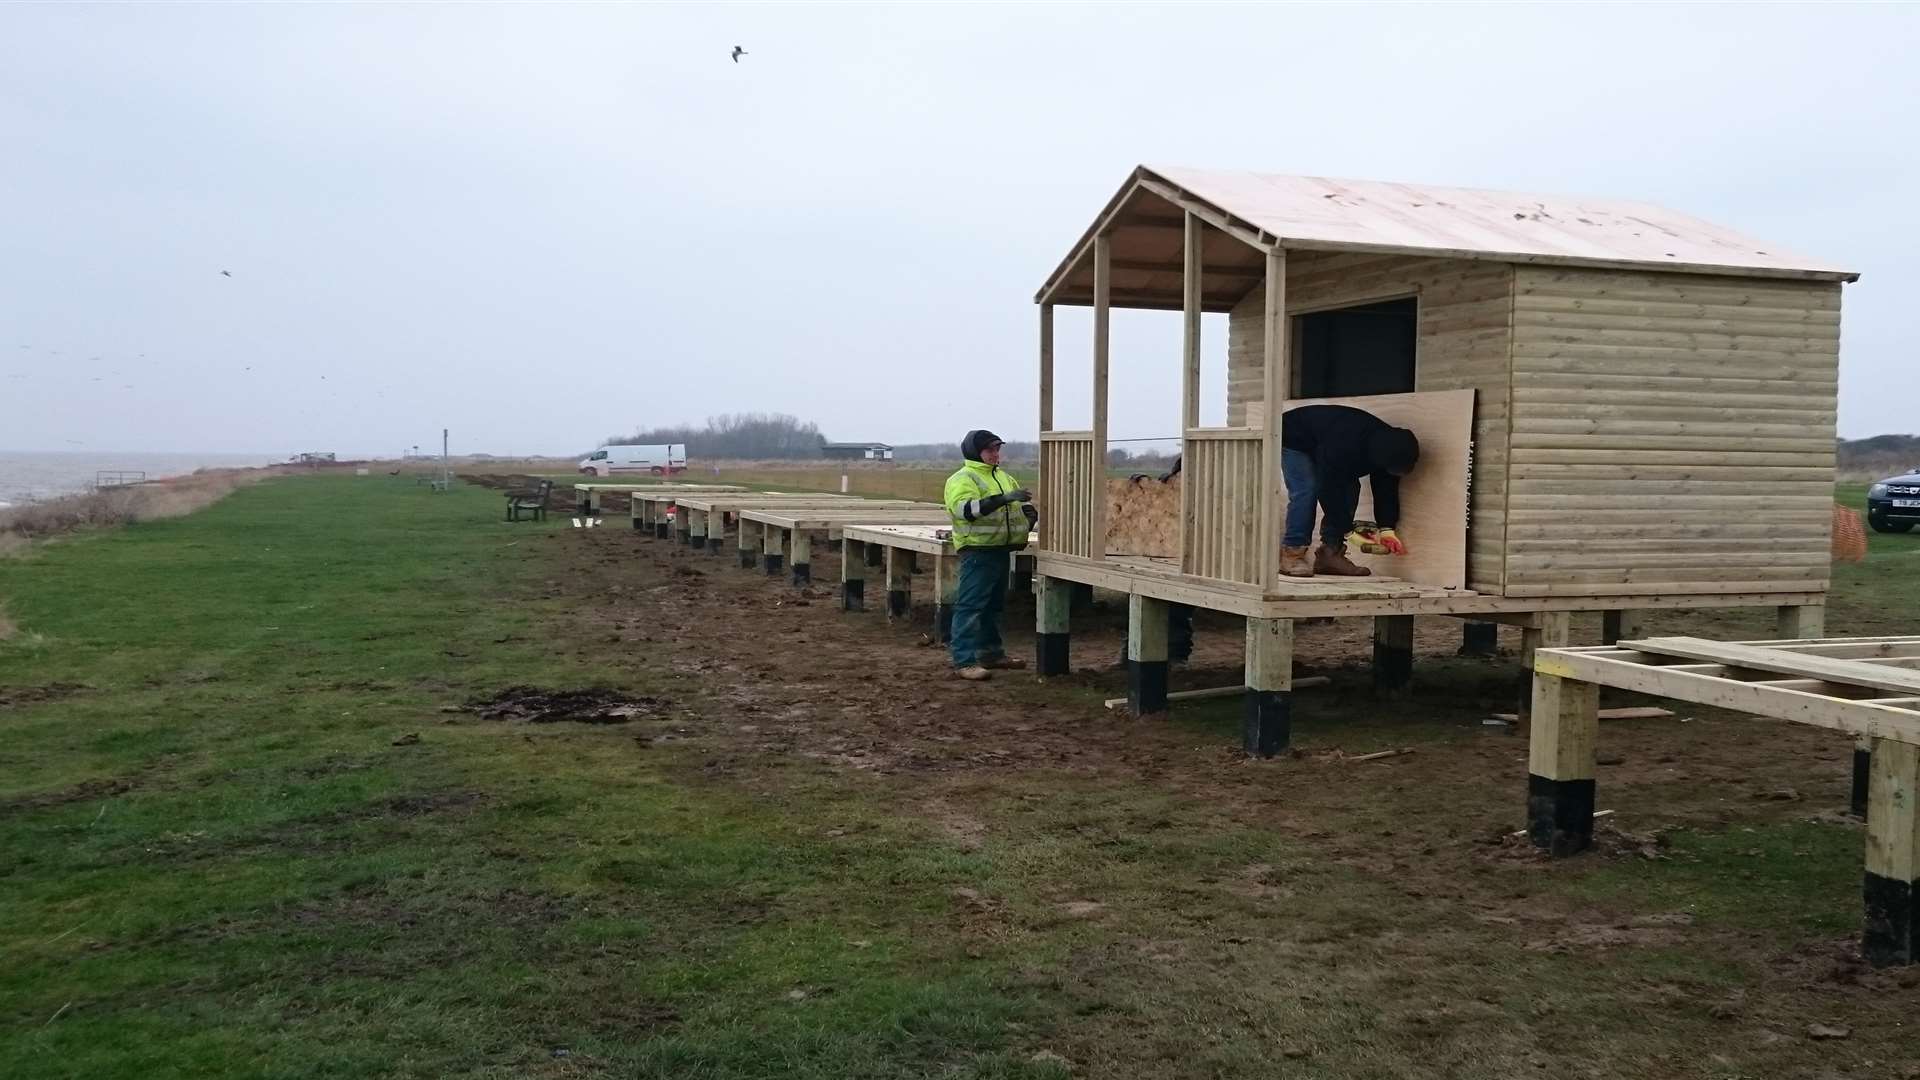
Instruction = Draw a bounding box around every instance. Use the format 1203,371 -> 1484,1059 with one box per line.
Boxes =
1293,297 -> 1417,398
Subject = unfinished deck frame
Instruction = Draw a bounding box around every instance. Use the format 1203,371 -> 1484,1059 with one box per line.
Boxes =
737,506 -> 948,586
623,486 -> 752,537
839,525 -> 1036,645
1028,166 -> 1853,751
1529,635 -> 1920,965
649,494 -> 898,554
574,482 -> 740,518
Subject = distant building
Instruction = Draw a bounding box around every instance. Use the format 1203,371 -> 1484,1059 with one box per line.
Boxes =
822,442 -> 894,461
293,451 -> 336,464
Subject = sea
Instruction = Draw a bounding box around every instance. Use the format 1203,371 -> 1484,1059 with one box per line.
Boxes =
0,451 -> 278,507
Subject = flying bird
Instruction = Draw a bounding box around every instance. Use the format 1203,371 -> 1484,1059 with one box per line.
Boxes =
221,270 -> 232,277
731,45 -> 746,62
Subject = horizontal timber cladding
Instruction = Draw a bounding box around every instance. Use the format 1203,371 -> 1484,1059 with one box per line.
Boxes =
1225,253 -> 1514,593
1506,266 -> 1842,596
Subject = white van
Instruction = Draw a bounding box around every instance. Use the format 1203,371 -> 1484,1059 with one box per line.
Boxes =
578,443 -> 687,477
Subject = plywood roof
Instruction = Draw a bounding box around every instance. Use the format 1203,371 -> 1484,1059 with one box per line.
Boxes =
1039,166 -> 1857,308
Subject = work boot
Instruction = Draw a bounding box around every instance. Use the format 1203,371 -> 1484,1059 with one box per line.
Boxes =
957,665 -> 992,681
982,655 -> 1027,671
1314,543 -> 1373,577
1280,545 -> 1314,578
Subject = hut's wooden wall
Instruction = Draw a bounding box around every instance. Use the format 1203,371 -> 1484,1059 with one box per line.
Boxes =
1503,267 -> 1841,597
1226,254 -> 1513,592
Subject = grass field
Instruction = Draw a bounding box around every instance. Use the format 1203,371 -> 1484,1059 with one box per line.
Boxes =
3,475 -> 1918,1078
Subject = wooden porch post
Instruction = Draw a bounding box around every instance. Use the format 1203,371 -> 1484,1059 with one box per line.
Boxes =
1178,213 -> 1202,570
1092,233 -> 1111,561
1181,213 -> 1203,430
1038,303 -> 1054,551
1257,249 -> 1288,588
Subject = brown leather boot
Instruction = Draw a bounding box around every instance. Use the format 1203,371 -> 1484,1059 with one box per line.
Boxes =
1314,543 -> 1373,577
1279,545 -> 1314,578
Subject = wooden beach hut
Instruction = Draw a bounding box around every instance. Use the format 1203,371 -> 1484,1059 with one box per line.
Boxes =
1031,167 -> 1857,752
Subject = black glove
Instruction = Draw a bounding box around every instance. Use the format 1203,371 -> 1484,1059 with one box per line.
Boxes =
1021,503 -> 1039,530
980,489 -> 1032,514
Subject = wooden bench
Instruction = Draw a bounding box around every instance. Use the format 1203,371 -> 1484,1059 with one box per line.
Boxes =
1530,634 -> 1920,966
505,479 -> 554,522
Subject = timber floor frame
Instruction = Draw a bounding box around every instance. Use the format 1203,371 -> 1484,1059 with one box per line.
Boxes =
835,526 -> 1037,641
1032,551 -> 1827,621
1529,634 -> 1920,966
628,491 -> 898,545
575,482 -> 741,515
734,507 -> 950,586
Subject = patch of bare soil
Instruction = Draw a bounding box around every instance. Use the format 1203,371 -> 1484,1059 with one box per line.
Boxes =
511,524 -> 1920,1073
464,686 -> 667,725
0,774 -> 137,813
0,681 -> 90,709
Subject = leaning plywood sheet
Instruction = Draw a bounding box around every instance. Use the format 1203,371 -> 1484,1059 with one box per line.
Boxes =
1249,389 -> 1474,590
1104,475 -> 1182,558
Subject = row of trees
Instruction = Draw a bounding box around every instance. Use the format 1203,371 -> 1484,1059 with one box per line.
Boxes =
602,415 -> 1180,469
603,413 -> 826,460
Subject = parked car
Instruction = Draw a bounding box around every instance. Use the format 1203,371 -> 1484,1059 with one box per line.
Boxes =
577,443 -> 686,478
1867,469 -> 1920,533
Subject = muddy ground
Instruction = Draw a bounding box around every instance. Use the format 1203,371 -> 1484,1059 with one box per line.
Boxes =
472,474 -> 1920,1075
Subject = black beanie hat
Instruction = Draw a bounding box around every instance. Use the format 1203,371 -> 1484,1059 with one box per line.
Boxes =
961,430 -> 1004,462
1368,427 -> 1420,474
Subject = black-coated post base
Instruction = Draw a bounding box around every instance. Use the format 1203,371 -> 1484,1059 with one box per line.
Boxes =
1036,632 -> 1069,675
631,517 -> 643,530
1459,621 -> 1498,657
1864,872 -> 1919,966
791,562 -> 810,587
654,523 -> 670,540
934,604 -> 952,643
1527,774 -> 1596,856
1129,659 -> 1170,718
842,579 -> 865,612
886,589 -> 909,619
1242,689 -> 1290,758
1853,748 -> 1872,819
1374,643 -> 1413,695
764,554 -> 783,576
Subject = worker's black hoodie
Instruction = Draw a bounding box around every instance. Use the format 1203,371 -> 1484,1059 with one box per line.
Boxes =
1280,404 -> 1418,540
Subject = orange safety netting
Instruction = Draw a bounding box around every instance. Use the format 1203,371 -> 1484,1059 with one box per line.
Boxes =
1832,503 -> 1868,563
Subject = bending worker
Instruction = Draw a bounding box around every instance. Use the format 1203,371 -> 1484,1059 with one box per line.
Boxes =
944,430 -> 1039,681
1281,404 -> 1421,577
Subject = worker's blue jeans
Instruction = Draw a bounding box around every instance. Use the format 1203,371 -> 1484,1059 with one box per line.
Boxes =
950,547 -> 1010,668
1281,448 -> 1320,547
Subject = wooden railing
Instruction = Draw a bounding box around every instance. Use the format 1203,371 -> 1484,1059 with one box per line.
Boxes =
1039,431 -> 1098,557
1180,428 -> 1265,585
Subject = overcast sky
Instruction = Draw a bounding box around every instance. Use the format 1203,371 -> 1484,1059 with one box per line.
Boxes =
3,2 -> 1914,457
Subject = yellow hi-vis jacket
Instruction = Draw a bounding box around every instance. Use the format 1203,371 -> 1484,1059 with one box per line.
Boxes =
944,460 -> 1029,550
